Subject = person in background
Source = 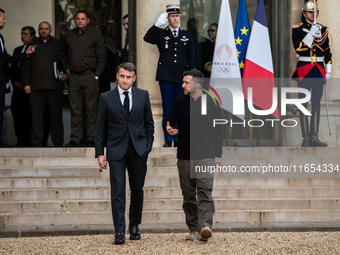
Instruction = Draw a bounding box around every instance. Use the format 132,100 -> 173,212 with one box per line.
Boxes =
60,10 -> 106,147
201,23 -> 218,77
0,8 -> 36,147
22,21 -> 66,146
116,14 -> 129,64
292,0 -> 332,147
10,26 -> 36,146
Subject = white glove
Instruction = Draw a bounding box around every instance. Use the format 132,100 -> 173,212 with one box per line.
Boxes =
311,24 -> 321,38
155,12 -> 168,27
326,73 -> 331,83
310,24 -> 318,34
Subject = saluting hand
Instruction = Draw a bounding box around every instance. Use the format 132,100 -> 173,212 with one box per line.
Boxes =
155,12 -> 168,27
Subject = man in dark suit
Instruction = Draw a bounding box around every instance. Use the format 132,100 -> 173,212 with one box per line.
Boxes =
0,8 -> 36,147
95,62 -> 154,245
144,4 -> 195,147
10,26 -> 36,146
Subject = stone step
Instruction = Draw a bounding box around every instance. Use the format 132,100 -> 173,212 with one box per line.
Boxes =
0,157 -> 178,169
2,210 -> 340,227
0,168 -> 107,179
1,177 -> 339,190
0,148 -> 91,158
1,147 -> 339,159
1,187 -> 339,202
0,167 -> 179,179
222,147 -> 340,158
1,198 -> 339,214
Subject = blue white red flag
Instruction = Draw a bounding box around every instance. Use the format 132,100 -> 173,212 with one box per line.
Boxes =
242,0 -> 279,118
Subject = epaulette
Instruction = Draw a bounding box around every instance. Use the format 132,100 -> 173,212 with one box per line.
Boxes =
317,23 -> 327,29
292,22 -> 303,29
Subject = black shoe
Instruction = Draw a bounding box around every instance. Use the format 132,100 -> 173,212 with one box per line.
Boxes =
0,141 -> 10,147
163,141 -> 172,147
114,232 -> 125,244
310,106 -> 327,147
65,140 -> 78,147
86,140 -> 95,147
174,141 -> 178,147
129,225 -> 141,240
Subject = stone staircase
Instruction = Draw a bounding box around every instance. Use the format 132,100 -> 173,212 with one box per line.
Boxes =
0,147 -> 340,233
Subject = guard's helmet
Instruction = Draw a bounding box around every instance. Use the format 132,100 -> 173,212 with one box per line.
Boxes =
302,0 -> 319,12
302,0 -> 319,19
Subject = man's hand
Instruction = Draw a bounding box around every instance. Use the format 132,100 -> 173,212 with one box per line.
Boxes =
155,12 -> 168,27
5,83 -> 9,90
310,24 -> 319,34
326,73 -> 331,83
215,157 -> 221,167
26,45 -> 37,54
166,121 -> 178,135
98,155 -> 107,170
60,73 -> 68,82
24,85 -> 31,94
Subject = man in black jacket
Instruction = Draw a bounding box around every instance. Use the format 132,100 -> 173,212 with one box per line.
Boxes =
10,26 -> 36,146
22,21 -> 67,146
166,69 -> 223,243
60,10 -> 106,147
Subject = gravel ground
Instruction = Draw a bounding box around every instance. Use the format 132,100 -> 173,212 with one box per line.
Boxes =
1,232 -> 339,254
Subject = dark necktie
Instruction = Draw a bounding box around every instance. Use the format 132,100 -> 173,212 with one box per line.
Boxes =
0,37 -> 4,53
123,91 -> 130,112
173,30 -> 177,37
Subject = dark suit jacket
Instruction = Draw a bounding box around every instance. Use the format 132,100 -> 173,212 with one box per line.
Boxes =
95,86 -> 154,161
144,25 -> 195,83
1,35 -> 28,84
10,45 -> 25,86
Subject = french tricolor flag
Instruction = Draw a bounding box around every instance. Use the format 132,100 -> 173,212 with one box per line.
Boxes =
242,0 -> 279,118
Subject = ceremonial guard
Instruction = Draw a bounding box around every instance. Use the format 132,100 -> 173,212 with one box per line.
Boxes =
292,0 -> 332,147
144,4 -> 195,147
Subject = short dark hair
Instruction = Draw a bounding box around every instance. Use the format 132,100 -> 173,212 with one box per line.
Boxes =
210,23 -> 218,29
22,26 -> 36,37
182,69 -> 204,83
0,8 -> 5,14
76,10 -> 89,18
117,62 -> 136,75
187,18 -> 199,31
122,14 -> 128,20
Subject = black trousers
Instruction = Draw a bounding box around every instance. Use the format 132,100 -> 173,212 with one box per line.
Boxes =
108,139 -> 148,233
11,89 -> 31,146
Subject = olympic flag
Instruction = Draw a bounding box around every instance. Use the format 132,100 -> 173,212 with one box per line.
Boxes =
210,0 -> 244,119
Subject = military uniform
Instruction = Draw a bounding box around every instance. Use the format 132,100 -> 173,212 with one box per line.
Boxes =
292,21 -> 332,84
144,25 -> 195,83
292,18 -> 332,147
144,25 -> 195,145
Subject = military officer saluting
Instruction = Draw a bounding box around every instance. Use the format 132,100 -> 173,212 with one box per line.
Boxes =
292,0 -> 332,147
144,4 -> 195,147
